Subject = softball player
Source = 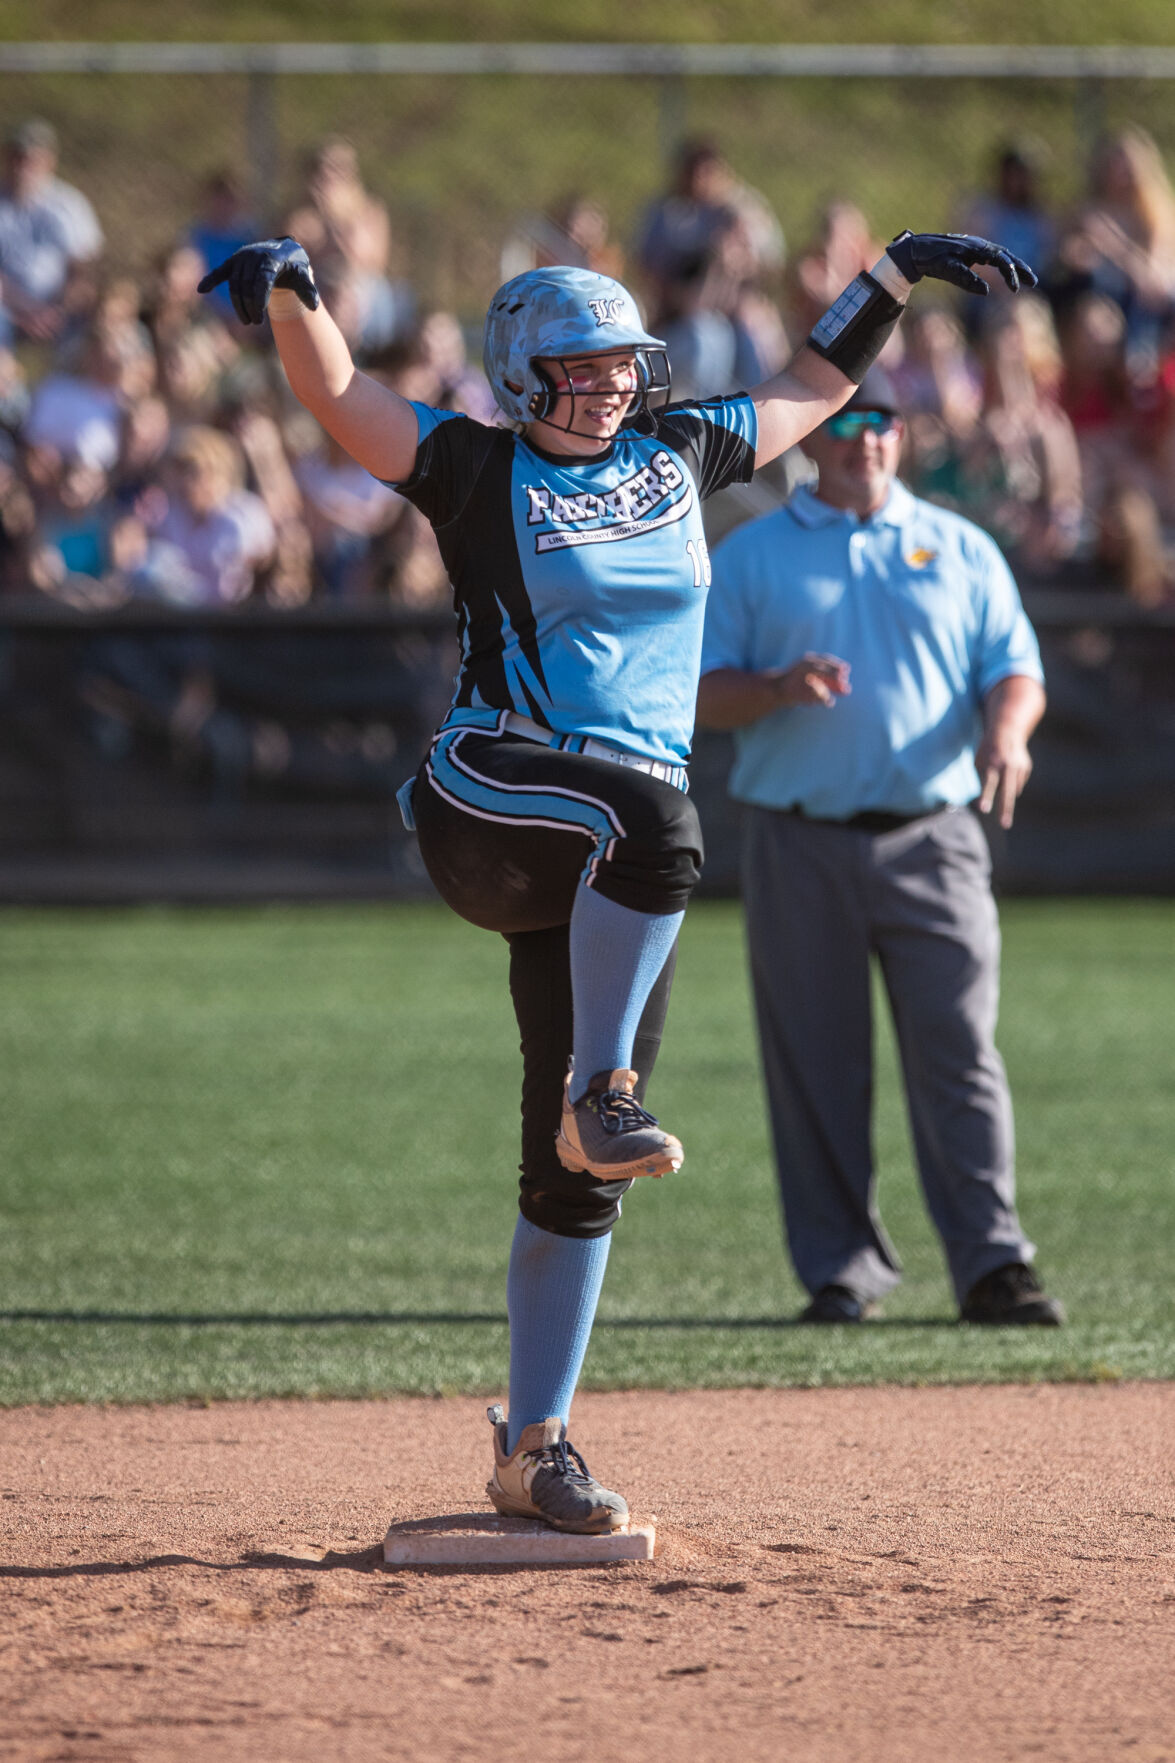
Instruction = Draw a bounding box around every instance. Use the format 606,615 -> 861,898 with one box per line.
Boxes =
200,226 -> 1034,1533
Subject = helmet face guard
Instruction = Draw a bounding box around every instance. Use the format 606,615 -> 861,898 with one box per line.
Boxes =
527,346 -> 672,438
484,267 -> 671,434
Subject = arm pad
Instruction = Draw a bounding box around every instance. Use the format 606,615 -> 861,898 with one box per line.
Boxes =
806,272 -> 906,383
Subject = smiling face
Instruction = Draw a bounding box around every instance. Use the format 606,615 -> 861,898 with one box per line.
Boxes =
526,349 -> 639,455
801,408 -> 905,518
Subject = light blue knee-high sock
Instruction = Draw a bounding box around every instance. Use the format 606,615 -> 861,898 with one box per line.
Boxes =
568,884 -> 683,1102
506,1214 -> 611,1453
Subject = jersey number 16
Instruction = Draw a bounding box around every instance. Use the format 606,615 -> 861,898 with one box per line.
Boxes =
686,537 -> 712,588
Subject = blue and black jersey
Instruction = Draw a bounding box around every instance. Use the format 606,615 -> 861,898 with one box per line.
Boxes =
390,397 -> 758,767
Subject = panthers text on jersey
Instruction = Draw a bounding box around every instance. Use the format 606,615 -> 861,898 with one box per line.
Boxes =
389,398 -> 758,767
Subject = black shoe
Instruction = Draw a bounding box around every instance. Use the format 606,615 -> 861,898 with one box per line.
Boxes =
959,1262 -> 1065,1326
798,1284 -> 881,1324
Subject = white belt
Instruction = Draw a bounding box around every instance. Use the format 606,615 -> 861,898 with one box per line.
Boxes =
501,711 -> 688,790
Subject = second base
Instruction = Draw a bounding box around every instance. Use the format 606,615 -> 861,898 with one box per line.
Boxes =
383,1512 -> 656,1566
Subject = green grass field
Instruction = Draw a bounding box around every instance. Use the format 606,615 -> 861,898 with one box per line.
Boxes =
1,898 -> 1172,1406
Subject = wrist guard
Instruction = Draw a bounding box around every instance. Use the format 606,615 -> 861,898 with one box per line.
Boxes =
807,272 -> 906,383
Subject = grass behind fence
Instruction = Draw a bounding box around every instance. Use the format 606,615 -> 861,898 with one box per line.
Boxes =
1,898 -> 1172,1405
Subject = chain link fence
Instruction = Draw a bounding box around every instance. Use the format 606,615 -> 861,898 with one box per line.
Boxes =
3,45 -> 1175,320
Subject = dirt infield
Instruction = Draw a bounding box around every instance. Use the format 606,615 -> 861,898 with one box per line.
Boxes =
2,1385 -> 1173,1763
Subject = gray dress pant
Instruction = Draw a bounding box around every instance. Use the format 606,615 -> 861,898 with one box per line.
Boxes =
741,804 -> 1034,1305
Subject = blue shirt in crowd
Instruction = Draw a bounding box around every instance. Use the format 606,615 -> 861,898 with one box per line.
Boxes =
701,479 -> 1044,818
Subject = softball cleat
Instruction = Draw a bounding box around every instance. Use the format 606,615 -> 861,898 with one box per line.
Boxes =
485,1406 -> 629,1534
555,1067 -> 684,1180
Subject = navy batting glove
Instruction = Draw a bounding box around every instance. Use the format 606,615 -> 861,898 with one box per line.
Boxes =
885,230 -> 1038,297
196,237 -> 320,326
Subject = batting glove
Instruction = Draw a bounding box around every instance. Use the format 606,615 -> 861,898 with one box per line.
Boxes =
881,230 -> 1038,298
196,237 -> 320,326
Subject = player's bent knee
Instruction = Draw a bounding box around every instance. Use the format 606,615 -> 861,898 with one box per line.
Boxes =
518,1167 -> 632,1237
594,792 -> 704,916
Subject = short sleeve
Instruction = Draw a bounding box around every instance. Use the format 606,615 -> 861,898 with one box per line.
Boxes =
385,404 -> 500,528
972,533 -> 1045,697
55,185 -> 104,258
651,395 -> 758,500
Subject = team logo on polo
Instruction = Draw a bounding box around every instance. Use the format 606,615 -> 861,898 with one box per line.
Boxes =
524,450 -> 692,552
587,296 -> 625,326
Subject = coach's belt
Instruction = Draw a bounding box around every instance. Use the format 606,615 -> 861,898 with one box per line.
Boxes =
501,710 -> 687,790
785,803 -> 950,834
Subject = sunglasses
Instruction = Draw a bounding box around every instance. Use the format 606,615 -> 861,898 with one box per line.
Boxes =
824,409 -> 900,440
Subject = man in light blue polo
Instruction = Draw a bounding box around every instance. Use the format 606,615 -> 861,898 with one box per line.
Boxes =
697,365 -> 1063,1326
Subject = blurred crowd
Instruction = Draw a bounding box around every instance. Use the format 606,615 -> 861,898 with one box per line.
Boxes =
5,118 -> 1175,613
0,122 -> 488,613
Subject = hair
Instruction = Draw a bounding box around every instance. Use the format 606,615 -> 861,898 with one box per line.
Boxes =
200,167 -> 245,203
1089,125 -> 1175,255
305,135 -> 360,178
675,136 -> 723,174
996,138 -> 1044,178
987,295 -> 1065,398
169,425 -> 242,487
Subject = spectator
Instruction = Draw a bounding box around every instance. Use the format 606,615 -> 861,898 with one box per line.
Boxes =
1053,126 -> 1175,366
147,244 -> 239,423
1058,290 -> 1133,519
636,136 -> 783,318
114,392 -> 172,510
891,304 -> 983,502
88,278 -> 154,387
225,399 -> 313,607
407,309 -> 498,425
22,327 -> 129,472
956,297 -> 1083,574
294,425 -> 408,598
501,194 -> 626,284
313,251 -> 413,362
148,426 -> 275,605
149,243 -> 232,351
27,453 -> 123,605
957,142 -> 1058,301
648,205 -> 788,402
546,195 -> 625,281
284,137 -> 413,355
286,136 -> 389,275
1110,331 -> 1175,527
787,200 -> 885,338
358,342 -> 452,606
186,170 -> 258,324
1094,481 -> 1172,608
635,139 -> 787,398
0,118 -> 103,343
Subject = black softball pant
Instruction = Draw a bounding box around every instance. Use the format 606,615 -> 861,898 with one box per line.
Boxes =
411,725 -> 703,1236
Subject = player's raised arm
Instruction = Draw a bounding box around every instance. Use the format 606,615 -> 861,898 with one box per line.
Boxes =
197,237 -> 420,483
748,230 -> 1037,468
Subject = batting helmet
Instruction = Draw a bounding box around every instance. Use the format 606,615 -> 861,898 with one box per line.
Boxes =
483,266 -> 669,426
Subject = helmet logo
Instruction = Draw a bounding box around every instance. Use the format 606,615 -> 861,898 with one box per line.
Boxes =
587,296 -> 625,326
